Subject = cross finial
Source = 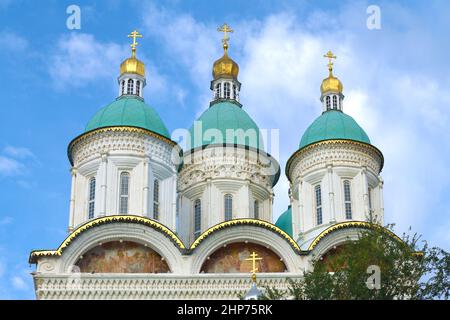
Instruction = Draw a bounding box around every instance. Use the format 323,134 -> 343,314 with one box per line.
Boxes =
128,30 -> 143,58
217,23 -> 234,52
245,251 -> 263,282
323,50 -> 337,75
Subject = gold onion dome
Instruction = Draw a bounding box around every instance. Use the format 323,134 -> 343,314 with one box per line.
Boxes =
320,50 -> 343,94
120,30 -> 145,77
213,23 -> 239,80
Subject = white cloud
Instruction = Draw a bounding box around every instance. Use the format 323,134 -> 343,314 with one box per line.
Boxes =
48,33 -> 128,89
0,31 -> 28,52
0,146 -> 36,178
3,146 -> 35,160
0,216 -> 13,226
0,156 -> 23,176
11,276 -> 27,290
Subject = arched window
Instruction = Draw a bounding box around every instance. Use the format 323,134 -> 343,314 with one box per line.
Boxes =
343,180 -> 352,219
119,172 -> 130,214
136,80 -> 141,96
88,177 -> 96,219
326,96 -> 331,109
215,83 -> 221,98
333,95 -> 338,109
224,194 -> 233,221
194,199 -> 201,238
153,179 -> 159,220
121,80 -> 125,95
315,185 -> 322,225
127,79 -> 133,95
254,200 -> 259,219
224,82 -> 230,99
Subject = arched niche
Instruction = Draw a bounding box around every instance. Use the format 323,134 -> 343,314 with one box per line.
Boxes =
75,241 -> 170,273
200,242 -> 287,273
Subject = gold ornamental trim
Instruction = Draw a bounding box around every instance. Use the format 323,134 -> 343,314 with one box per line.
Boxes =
189,218 -> 302,253
29,215 -> 185,263
285,139 -> 384,182
307,220 -> 403,251
67,126 -> 179,165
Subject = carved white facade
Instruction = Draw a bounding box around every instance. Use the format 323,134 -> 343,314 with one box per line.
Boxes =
67,127 -> 179,231
29,33 -> 398,300
286,140 -> 385,243
177,146 -> 278,245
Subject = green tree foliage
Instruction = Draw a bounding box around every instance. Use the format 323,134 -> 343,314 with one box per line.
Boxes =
260,225 -> 449,300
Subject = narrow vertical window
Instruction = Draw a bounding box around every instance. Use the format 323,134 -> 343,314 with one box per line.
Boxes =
254,200 -> 259,219
153,179 -> 159,220
344,180 -> 352,219
224,82 -> 230,99
136,80 -> 141,96
194,199 -> 201,239
215,83 -> 221,98
224,194 -> 233,221
232,84 -> 237,100
326,96 -> 331,109
127,79 -> 133,94
368,186 -> 373,220
121,80 -> 125,95
333,95 -> 338,109
315,185 -> 322,225
119,172 -> 130,214
88,177 -> 96,219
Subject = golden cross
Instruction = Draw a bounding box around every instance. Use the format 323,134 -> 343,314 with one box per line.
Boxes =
245,251 -> 263,274
217,23 -> 233,48
128,30 -> 143,57
323,50 -> 336,73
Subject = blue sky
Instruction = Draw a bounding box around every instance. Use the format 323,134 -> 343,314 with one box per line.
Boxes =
1,0 -> 449,299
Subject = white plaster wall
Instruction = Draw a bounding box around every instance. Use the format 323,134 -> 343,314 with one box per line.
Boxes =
177,146 -> 278,246
288,141 -> 384,241
68,129 -> 178,230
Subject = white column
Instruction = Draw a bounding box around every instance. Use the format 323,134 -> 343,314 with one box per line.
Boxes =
291,182 -> 300,239
68,167 -> 77,232
142,156 -> 150,217
378,176 -> 384,224
327,165 -> 336,222
99,153 -> 108,217
171,174 -> 177,231
299,180 -> 305,233
241,180 -> 251,218
268,193 -> 274,222
361,168 -> 370,219
206,178 -> 212,230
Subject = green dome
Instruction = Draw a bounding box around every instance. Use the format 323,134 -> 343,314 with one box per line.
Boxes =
188,101 -> 262,150
275,206 -> 292,237
85,97 -> 170,138
299,110 -> 370,149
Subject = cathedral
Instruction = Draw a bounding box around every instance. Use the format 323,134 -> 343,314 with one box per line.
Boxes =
29,26 -> 390,299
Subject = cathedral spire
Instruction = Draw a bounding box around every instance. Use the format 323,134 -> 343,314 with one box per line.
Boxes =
211,23 -> 241,105
320,50 -> 344,112
118,30 -> 146,99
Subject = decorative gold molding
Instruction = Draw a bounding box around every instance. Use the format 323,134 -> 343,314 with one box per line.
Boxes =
286,139 -> 384,182
189,218 -> 302,253
29,215 -> 185,263
307,220 -> 404,251
67,126 -> 180,165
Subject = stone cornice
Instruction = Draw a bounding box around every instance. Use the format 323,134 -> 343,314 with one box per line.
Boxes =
286,140 -> 384,182
32,273 -> 301,300
67,126 -> 181,166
